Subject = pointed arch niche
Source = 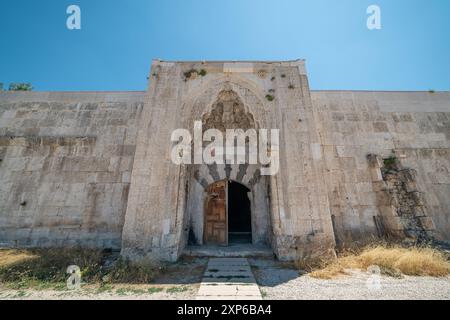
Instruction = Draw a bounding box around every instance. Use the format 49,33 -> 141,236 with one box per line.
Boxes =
183,86 -> 272,247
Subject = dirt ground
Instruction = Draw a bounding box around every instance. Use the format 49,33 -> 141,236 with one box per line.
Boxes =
0,255 -> 207,300
250,259 -> 450,300
1,255 -> 449,300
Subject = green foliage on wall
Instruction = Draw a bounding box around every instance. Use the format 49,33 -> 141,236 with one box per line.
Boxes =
9,83 -> 33,91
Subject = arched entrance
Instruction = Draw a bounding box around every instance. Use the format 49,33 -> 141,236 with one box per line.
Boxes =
204,180 -> 252,246
184,86 -> 272,251
228,181 -> 251,244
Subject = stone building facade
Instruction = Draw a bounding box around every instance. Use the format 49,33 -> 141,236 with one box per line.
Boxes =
0,60 -> 449,262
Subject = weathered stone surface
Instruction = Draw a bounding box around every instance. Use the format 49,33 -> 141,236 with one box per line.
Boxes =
196,258 -> 262,300
0,92 -> 145,248
121,60 -> 337,262
313,90 -> 450,244
0,61 -> 449,262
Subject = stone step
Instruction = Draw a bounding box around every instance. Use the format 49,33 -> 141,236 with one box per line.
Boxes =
183,245 -> 274,259
196,257 -> 262,300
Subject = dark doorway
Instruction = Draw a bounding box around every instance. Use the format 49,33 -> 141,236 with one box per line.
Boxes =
227,181 -> 252,244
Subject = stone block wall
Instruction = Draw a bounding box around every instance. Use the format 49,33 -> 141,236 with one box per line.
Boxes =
0,66 -> 448,260
0,91 -> 145,248
121,60 -> 337,262
312,91 -> 450,243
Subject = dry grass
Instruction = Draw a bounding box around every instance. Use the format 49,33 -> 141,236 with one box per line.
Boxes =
308,244 -> 450,280
0,249 -> 38,268
0,248 -> 104,288
104,257 -> 163,284
0,248 -> 162,289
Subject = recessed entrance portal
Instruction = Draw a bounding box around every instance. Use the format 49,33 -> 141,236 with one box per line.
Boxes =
204,180 -> 252,246
228,181 -> 251,244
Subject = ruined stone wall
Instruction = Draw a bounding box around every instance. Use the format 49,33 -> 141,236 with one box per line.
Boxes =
312,91 -> 450,244
0,91 -> 145,248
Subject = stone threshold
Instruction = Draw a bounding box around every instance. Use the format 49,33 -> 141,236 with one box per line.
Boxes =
182,244 -> 274,259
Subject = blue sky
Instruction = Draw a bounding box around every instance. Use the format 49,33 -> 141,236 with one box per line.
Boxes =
1,0 -> 449,91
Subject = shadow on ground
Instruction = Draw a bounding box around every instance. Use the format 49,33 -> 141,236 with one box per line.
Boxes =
248,258 -> 301,287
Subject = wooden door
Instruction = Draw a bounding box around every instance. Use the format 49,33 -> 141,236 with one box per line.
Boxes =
204,180 -> 228,246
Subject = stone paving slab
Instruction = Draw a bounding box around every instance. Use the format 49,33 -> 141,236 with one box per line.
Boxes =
196,296 -> 259,300
202,277 -> 256,284
198,285 -> 259,296
196,258 -> 262,300
204,271 -> 254,277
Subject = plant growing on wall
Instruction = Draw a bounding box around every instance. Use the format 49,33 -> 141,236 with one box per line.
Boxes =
257,70 -> 267,79
265,94 -> 274,102
184,69 -> 207,80
383,156 -> 398,170
9,83 -> 33,91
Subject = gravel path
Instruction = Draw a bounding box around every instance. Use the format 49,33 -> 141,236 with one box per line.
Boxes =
0,284 -> 199,300
250,259 -> 450,300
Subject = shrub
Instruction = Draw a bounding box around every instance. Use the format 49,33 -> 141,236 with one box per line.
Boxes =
184,69 -> 207,79
9,83 -> 33,91
383,156 -> 398,169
